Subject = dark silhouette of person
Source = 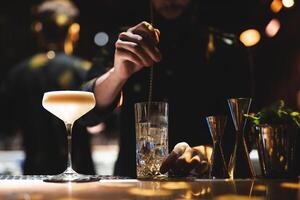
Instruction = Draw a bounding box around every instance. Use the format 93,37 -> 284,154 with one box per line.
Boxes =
0,0 -> 95,175
82,0 -> 252,178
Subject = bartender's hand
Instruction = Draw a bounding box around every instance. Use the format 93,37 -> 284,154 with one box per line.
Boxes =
160,142 -> 212,177
113,21 -> 161,80
92,21 -> 161,109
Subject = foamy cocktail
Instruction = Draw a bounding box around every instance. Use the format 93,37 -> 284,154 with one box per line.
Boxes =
43,91 -> 95,124
42,90 -> 99,182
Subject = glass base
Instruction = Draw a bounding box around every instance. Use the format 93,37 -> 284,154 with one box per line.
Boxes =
43,169 -> 100,183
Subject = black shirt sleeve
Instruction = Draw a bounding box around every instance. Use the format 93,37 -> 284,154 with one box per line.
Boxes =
79,73 -> 121,127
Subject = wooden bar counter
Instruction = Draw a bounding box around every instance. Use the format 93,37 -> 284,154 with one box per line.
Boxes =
0,176 -> 299,199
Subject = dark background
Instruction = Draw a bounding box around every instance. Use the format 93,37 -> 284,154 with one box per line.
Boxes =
1,0 -> 300,109
0,0 -> 263,76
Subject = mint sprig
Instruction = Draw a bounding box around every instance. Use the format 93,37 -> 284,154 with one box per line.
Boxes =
244,100 -> 300,128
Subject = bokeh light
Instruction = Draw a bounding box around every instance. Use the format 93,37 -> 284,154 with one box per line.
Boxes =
46,50 -> 55,59
265,19 -> 281,37
282,0 -> 295,8
239,29 -> 261,47
270,0 -> 283,13
55,14 -> 68,26
94,32 -> 109,47
69,23 -> 80,34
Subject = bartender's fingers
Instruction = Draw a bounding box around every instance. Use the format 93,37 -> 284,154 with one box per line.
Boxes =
176,146 -> 210,174
127,22 -> 162,62
175,146 -> 194,173
192,145 -> 213,164
119,31 -> 161,63
189,154 -> 201,168
160,142 -> 190,174
128,21 -> 160,44
173,142 -> 190,155
116,38 -> 153,67
190,154 -> 210,175
115,47 -> 144,67
118,32 -> 153,65
191,146 -> 212,175
160,151 -> 179,174
154,28 -> 160,43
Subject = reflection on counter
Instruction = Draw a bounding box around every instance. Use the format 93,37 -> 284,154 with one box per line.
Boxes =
0,178 -> 299,199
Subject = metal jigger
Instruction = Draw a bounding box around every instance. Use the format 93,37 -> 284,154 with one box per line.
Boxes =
227,98 -> 255,179
207,116 -> 230,179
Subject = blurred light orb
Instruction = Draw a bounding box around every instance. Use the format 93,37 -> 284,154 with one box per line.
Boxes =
47,50 -> 55,59
282,0 -> 294,8
55,14 -> 68,26
94,32 -> 109,46
69,23 -> 80,34
270,0 -> 283,13
239,29 -> 261,47
265,19 -> 281,37
33,22 -> 43,32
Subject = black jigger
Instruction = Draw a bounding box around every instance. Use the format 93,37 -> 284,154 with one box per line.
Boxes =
227,98 -> 255,179
206,115 -> 229,179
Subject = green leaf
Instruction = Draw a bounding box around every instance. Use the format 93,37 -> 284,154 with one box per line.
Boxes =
244,99 -> 300,129
290,112 -> 300,117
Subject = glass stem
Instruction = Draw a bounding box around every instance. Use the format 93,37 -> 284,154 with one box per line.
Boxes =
65,122 -> 74,173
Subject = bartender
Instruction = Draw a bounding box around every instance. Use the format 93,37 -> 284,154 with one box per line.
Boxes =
83,0 -> 251,177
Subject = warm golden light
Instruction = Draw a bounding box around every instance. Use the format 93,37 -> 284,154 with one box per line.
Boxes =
282,0 -> 295,8
117,91 -> 123,107
64,23 -> 80,55
64,40 -> 73,55
81,60 -> 92,71
239,29 -> 261,47
270,0 -> 283,13
254,185 -> 267,192
58,70 -> 73,89
128,188 -> 172,197
162,182 -> 190,190
69,23 -> 80,34
30,54 -> 48,69
30,194 -> 44,200
207,33 -> 215,54
56,198 -> 80,200
280,182 -> 300,189
265,19 -> 281,37
215,194 -> 264,200
181,190 -> 193,199
56,14 -> 68,26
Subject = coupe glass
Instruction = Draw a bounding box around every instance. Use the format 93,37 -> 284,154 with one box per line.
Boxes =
42,90 -> 100,182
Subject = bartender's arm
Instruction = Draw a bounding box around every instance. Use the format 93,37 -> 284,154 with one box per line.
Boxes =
80,21 -> 160,126
92,21 -> 161,109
